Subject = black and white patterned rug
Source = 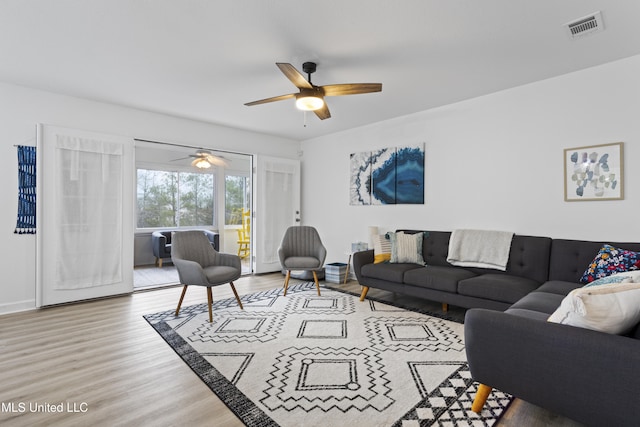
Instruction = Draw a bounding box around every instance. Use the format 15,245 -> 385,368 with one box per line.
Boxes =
144,282 -> 511,426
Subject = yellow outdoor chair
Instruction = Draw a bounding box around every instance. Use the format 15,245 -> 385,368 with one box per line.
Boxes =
237,209 -> 251,259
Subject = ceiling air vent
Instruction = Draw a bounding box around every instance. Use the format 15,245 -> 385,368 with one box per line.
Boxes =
564,11 -> 604,39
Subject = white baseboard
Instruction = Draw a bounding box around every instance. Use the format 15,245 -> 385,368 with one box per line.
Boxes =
0,300 -> 36,316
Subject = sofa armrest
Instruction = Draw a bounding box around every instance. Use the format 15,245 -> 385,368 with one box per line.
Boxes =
151,231 -> 168,257
203,230 -> 220,251
352,250 -> 374,282
464,308 -> 640,426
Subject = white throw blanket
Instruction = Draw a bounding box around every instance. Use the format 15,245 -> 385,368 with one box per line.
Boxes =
446,229 -> 514,271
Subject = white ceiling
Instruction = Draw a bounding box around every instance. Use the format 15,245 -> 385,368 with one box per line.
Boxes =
2,1 -> 640,141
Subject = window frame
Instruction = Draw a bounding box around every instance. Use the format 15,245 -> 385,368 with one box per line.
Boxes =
224,170 -> 251,227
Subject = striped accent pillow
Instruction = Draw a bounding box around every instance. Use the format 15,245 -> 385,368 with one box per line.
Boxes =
389,232 -> 424,265
372,234 -> 391,263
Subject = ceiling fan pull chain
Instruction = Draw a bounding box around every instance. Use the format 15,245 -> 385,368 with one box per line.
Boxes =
303,110 -> 307,127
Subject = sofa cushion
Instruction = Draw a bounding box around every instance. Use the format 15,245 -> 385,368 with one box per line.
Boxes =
403,265 -> 477,293
548,282 -> 640,334
549,239 -> 640,283
503,308 -> 552,322
536,280 -> 580,296
457,274 -> 540,304
580,244 -> 640,284
361,262 -> 422,283
509,291 -> 566,315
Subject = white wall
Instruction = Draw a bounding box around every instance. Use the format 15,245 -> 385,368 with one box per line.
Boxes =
0,82 -> 299,314
301,54 -> 640,264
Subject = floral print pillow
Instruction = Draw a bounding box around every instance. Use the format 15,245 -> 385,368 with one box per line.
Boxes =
580,244 -> 640,284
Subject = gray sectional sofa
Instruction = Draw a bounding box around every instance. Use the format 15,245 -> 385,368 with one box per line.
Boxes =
352,230 -> 640,426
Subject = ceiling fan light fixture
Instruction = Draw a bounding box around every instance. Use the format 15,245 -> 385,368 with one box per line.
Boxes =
192,157 -> 211,169
295,95 -> 324,111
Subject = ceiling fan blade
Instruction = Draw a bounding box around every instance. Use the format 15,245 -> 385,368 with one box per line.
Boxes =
321,83 -> 382,96
276,63 -> 313,89
205,154 -> 229,167
314,103 -> 331,120
170,156 -> 192,162
244,93 -> 296,106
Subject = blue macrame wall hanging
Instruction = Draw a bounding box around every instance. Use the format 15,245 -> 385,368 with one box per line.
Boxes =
15,145 -> 36,234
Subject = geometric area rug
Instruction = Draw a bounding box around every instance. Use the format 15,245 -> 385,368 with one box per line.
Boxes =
144,282 -> 512,426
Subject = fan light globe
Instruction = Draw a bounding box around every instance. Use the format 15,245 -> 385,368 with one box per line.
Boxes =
295,96 -> 324,111
192,158 -> 211,169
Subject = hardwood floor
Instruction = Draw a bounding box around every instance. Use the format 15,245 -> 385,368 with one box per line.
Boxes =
0,274 -> 582,427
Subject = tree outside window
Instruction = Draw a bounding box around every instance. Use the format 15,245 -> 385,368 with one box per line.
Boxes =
137,168 -> 215,228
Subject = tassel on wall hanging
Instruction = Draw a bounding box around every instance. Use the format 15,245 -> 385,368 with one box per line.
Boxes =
14,145 -> 37,234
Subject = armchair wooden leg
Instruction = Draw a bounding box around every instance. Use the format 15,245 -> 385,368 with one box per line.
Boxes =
283,270 -> 291,296
206,287 -> 213,323
175,285 -> 188,316
229,282 -> 244,310
157,257 -> 163,268
359,286 -> 369,302
442,303 -> 448,312
472,384 -> 493,413
312,270 -> 321,296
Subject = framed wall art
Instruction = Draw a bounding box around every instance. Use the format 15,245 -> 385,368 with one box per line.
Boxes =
350,143 -> 424,205
564,142 -> 624,201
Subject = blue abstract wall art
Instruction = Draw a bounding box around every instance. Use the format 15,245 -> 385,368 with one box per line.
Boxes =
350,144 -> 424,205
349,151 -> 372,205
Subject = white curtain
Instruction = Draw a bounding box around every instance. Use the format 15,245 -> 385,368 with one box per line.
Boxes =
261,160 -> 297,264
53,135 -> 123,289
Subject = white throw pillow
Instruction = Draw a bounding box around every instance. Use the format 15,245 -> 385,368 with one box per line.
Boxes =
548,282 -> 640,334
583,270 -> 640,287
388,231 -> 424,265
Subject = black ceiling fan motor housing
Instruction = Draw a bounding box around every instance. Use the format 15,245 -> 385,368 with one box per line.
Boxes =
302,62 -> 317,74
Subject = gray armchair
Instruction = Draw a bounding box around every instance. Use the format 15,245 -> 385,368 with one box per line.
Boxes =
171,230 -> 243,323
278,226 -> 327,296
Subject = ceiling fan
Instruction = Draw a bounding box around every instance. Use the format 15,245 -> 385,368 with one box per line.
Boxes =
244,62 -> 382,120
172,150 -> 229,169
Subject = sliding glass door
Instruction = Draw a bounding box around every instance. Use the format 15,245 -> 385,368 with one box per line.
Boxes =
133,141 -> 253,284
